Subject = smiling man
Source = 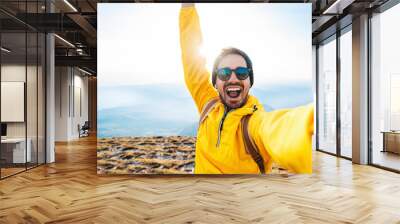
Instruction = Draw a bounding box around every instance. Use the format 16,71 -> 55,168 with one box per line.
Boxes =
180,3 -> 314,174
213,49 -> 252,110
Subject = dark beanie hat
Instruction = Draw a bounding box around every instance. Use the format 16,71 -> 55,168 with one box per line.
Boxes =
212,47 -> 254,87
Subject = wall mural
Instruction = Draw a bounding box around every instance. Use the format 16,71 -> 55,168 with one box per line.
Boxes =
98,3 -> 314,174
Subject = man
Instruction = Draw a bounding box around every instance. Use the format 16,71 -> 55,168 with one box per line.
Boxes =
179,3 -> 314,174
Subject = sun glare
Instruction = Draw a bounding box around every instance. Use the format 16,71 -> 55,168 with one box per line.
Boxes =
199,44 -> 216,70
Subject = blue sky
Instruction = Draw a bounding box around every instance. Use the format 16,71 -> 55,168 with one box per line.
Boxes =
98,3 -> 312,88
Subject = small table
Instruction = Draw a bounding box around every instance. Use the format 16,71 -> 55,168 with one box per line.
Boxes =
381,131 -> 400,154
1,138 -> 31,164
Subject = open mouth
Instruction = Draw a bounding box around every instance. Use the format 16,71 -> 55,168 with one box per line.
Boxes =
225,86 -> 242,98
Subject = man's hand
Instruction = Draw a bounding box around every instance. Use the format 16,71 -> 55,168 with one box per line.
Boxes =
182,3 -> 194,8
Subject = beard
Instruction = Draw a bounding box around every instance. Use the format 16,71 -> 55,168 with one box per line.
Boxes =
219,94 -> 249,110
218,81 -> 249,109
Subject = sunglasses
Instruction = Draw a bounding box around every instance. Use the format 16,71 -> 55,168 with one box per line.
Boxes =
216,67 -> 251,81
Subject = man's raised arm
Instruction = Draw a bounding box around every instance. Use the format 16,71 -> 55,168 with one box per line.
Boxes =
179,3 -> 218,113
250,104 -> 315,173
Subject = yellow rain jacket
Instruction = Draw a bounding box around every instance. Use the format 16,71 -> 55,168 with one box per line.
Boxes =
179,6 -> 314,174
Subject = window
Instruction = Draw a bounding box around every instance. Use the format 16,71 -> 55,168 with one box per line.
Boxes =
0,1 -> 46,179
318,36 -> 337,154
371,2 -> 400,171
339,28 -> 352,158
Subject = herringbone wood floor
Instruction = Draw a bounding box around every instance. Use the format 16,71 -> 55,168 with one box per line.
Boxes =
1,136 -> 400,224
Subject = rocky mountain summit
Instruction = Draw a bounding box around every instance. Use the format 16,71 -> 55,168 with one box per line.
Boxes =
97,136 -> 288,175
97,136 -> 196,174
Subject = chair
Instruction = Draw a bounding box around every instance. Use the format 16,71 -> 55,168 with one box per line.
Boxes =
79,121 -> 90,138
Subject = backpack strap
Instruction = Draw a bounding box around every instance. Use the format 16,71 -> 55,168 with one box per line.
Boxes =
199,98 -> 219,125
241,114 -> 266,174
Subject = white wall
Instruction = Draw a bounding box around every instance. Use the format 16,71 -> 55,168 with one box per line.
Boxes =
55,67 -> 89,141
1,65 -> 38,138
1,65 -> 27,143
55,66 -> 69,141
1,63 -> 46,163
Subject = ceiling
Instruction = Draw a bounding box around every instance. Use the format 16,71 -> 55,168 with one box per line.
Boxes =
0,0 -> 394,75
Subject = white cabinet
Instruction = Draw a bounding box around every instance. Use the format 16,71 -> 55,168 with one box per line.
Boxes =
1,138 -> 32,163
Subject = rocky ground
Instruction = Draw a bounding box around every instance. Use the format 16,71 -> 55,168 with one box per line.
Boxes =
97,136 -> 196,174
97,136 -> 288,175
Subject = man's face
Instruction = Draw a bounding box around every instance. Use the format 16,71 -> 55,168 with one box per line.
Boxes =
215,54 -> 251,109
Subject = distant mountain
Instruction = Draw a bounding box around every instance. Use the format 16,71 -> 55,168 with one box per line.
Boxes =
179,122 -> 198,137
263,104 -> 274,112
251,83 -> 313,109
98,84 -> 198,138
98,83 -> 312,137
98,84 -> 195,111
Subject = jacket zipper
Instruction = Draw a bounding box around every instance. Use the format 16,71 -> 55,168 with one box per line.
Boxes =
216,106 -> 230,147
